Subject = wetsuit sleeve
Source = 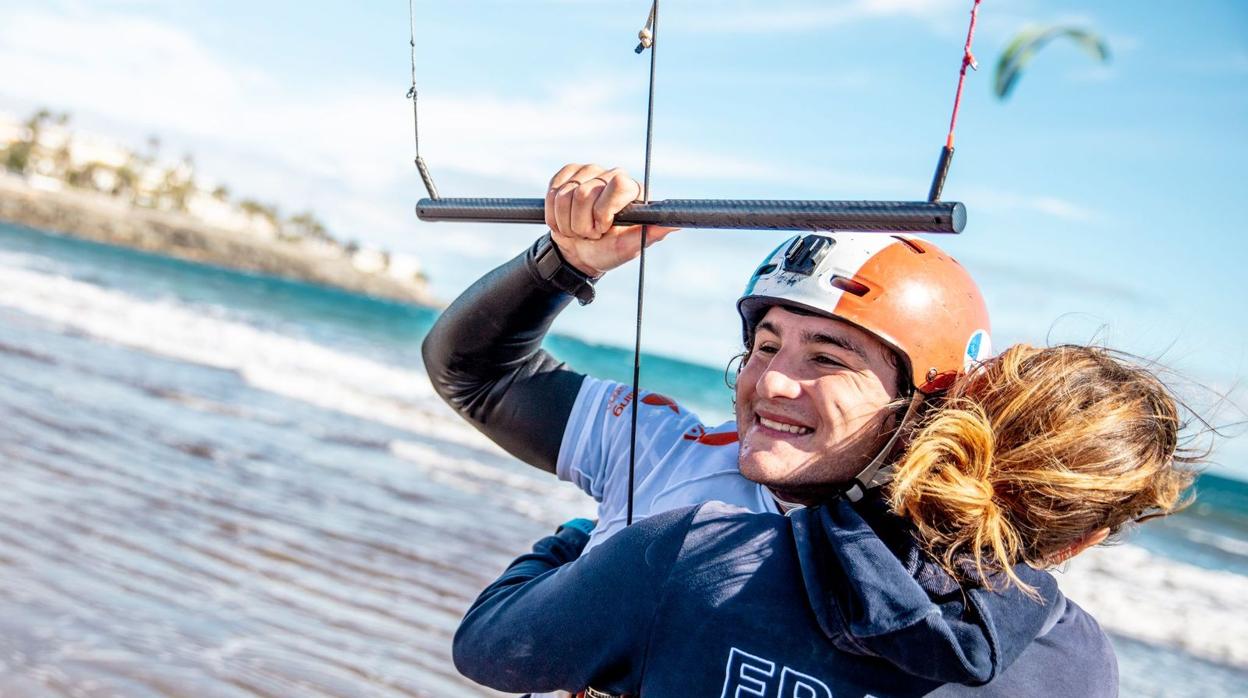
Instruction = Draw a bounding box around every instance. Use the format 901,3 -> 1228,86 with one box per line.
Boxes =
421,237 -> 589,472
452,506 -> 696,695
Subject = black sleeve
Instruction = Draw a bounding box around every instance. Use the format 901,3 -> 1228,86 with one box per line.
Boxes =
420,236 -> 590,473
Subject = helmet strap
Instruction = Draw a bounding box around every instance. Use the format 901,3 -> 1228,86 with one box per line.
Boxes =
842,391 -> 926,502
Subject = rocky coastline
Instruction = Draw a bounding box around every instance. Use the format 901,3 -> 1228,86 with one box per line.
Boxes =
0,175 -> 436,307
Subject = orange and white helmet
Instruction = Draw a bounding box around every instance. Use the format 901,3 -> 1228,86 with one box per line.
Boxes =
738,233 -> 991,396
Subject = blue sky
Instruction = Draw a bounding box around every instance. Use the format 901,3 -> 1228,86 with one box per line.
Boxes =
1,0 -> 1246,469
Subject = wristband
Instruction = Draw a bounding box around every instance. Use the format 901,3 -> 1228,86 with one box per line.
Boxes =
531,233 -> 598,305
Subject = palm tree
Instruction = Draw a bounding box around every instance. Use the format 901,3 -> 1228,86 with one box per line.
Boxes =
287,211 -> 334,242
24,108 -> 52,136
6,108 -> 54,174
112,163 -> 138,199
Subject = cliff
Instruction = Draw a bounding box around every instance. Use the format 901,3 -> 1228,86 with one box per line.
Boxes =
0,175 -> 436,306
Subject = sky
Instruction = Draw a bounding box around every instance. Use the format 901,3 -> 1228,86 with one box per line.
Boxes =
1,0 -> 1246,469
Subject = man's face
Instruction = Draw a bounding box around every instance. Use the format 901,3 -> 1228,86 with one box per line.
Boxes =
735,306 -> 903,494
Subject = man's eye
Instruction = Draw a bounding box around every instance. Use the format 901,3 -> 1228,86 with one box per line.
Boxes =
814,354 -> 844,367
755,344 -> 779,355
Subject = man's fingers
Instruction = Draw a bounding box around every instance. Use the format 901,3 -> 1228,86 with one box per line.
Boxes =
547,163 -> 609,237
571,179 -> 609,239
570,163 -> 606,185
547,163 -> 590,233
547,163 -> 583,192
553,181 -> 578,238
593,171 -> 642,237
645,226 -> 679,244
546,164 -> 582,233
567,164 -> 609,239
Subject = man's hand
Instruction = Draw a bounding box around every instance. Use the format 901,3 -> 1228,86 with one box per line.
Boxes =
545,163 -> 679,277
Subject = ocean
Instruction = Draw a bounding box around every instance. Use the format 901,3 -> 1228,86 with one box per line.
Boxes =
0,220 -> 1245,697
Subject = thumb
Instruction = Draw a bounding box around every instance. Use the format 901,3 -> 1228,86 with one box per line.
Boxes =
644,226 -> 679,245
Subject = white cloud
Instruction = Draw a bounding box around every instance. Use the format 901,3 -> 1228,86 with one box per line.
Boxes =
961,186 -> 1098,223
0,7 -> 805,231
0,0 -> 935,276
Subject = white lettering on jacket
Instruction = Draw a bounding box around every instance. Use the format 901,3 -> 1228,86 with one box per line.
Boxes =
721,647 -> 833,698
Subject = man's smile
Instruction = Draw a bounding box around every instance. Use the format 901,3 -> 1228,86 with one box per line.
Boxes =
752,410 -> 815,437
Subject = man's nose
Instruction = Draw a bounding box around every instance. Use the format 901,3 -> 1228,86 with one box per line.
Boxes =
756,359 -> 802,400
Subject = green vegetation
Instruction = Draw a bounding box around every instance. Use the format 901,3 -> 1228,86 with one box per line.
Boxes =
287,211 -> 334,243
4,109 -> 62,175
4,141 -> 31,174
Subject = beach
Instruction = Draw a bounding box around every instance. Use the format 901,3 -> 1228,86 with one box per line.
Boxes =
0,220 -> 1246,697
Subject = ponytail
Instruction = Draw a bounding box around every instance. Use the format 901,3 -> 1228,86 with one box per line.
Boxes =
889,401 -> 1032,597
887,344 -> 1197,599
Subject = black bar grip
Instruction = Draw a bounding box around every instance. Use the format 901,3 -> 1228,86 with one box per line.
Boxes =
416,197 -> 965,234
415,156 -> 439,200
928,146 -> 955,203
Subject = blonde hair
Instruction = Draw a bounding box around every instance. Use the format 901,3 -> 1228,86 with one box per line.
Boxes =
887,344 -> 1199,598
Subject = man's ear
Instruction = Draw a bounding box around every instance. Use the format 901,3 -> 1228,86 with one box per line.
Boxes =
1045,527 -> 1111,565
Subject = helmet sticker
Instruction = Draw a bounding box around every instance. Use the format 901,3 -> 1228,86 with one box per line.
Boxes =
964,329 -> 991,370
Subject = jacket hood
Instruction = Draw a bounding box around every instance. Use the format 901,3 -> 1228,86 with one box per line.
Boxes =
788,497 -> 1064,686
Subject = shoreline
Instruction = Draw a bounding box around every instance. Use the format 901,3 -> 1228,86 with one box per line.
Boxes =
0,174 -> 438,307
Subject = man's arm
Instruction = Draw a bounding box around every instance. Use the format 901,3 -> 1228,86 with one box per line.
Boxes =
421,235 -> 590,472
452,508 -> 692,695
422,164 -> 678,473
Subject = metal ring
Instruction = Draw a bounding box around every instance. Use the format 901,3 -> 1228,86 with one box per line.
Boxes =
564,177 -> 610,187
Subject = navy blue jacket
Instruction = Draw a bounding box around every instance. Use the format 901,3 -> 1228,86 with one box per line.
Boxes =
454,499 -> 1117,697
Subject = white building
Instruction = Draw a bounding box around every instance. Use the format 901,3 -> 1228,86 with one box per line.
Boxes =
185,190 -> 281,239
66,132 -> 131,170
0,112 -> 25,145
352,247 -> 389,274
386,252 -> 425,282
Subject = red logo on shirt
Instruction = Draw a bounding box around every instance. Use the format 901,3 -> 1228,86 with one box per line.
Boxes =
683,424 -> 739,446
641,393 -> 680,414
698,431 -> 739,446
611,390 -> 682,417
610,389 -> 635,417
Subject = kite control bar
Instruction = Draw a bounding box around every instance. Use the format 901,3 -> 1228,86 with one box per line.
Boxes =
416,197 -> 966,234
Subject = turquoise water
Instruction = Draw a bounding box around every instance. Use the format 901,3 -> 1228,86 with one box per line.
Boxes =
0,219 -> 735,417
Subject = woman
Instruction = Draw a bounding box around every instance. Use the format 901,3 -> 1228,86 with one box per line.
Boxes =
453,343 -> 1197,697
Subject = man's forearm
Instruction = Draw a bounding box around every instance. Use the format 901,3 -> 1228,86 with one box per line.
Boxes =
421,236 -> 589,472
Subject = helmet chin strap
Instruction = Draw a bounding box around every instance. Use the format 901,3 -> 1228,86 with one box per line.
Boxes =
842,391 -> 926,502
767,391 -> 926,507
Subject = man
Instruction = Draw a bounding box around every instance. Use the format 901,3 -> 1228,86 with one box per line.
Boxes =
422,163 -> 991,541
424,164 -> 1114,695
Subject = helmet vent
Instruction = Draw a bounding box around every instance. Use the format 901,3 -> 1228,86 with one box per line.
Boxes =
830,275 -> 870,297
753,263 -> 777,277
892,236 -> 927,254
